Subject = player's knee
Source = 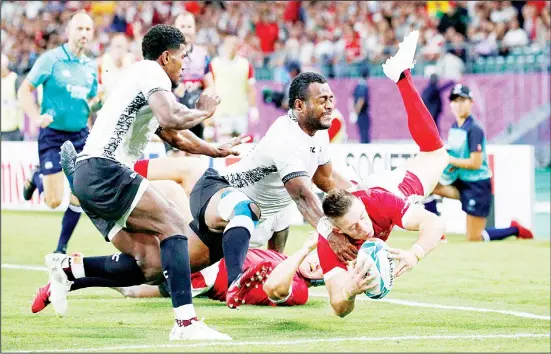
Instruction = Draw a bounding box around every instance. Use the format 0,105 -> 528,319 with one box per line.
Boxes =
218,190 -> 260,233
69,194 -> 81,207
45,195 -> 62,209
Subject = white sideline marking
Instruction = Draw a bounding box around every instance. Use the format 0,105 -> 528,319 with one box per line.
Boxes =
2,264 -> 47,272
12,333 -> 550,353
310,294 -> 551,321
3,263 -> 550,321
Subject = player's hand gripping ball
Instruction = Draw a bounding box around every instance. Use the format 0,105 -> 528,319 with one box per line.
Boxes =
357,238 -> 395,299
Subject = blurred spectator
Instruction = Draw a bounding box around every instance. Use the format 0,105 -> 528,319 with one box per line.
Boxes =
437,2 -> 469,37
98,33 -> 136,99
503,18 -> 530,49
421,73 -> 455,132
350,65 -> 370,144
207,35 -> 258,142
173,11 -> 211,141
490,1 -> 518,24
1,52 -> 24,141
254,9 -> 280,63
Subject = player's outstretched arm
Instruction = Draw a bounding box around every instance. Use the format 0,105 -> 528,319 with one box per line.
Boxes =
325,256 -> 378,317
285,176 -> 358,262
263,232 -> 317,302
388,205 -> 446,278
156,128 -> 249,157
113,284 -> 162,298
148,90 -> 219,130
312,161 -> 354,193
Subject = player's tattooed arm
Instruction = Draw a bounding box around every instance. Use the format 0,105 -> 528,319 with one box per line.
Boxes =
313,161 -> 354,193
148,90 -> 220,130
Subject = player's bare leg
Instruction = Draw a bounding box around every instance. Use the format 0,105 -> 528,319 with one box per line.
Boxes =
146,156 -> 209,197
382,30 -> 449,197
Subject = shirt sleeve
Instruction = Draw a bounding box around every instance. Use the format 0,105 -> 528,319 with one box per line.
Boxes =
270,277 -> 309,306
271,137 -> 309,184
26,51 -> 55,88
138,61 -> 172,101
467,125 -> 485,153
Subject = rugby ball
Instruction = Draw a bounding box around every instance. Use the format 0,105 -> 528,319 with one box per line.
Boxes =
357,239 -> 395,300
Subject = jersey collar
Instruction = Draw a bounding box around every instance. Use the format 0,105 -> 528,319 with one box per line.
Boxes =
452,115 -> 474,129
61,44 -> 89,63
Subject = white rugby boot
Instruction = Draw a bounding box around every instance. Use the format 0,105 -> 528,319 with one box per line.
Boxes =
169,319 -> 232,341
44,253 -> 73,316
382,30 -> 420,83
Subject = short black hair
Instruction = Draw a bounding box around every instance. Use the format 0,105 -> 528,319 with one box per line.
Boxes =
288,72 -> 327,109
142,24 -> 186,61
322,189 -> 355,219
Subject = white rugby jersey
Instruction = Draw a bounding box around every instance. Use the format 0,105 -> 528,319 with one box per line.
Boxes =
222,110 -> 331,219
77,60 -> 171,168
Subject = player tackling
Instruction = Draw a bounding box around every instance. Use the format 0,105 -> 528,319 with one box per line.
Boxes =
316,31 -> 449,317
46,24 -> 232,340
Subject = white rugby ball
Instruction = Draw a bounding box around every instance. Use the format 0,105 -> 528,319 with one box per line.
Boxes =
357,239 -> 395,299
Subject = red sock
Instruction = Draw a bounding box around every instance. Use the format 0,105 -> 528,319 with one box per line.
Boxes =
396,70 -> 443,152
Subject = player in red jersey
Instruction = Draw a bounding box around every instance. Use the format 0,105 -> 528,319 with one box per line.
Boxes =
315,31 -> 449,317
115,233 -> 322,307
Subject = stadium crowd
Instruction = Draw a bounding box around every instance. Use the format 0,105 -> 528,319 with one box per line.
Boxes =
2,1 -> 550,76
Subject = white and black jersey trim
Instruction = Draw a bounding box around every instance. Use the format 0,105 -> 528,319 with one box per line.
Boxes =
145,87 -> 169,100
223,165 -> 278,188
282,171 -> 308,184
102,93 -> 147,159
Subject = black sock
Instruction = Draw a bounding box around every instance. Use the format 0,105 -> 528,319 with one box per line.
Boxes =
483,227 -> 519,241
160,235 -> 193,308
79,254 -> 146,286
55,205 -> 82,254
424,199 -> 439,216
222,227 -> 251,286
70,277 -> 126,291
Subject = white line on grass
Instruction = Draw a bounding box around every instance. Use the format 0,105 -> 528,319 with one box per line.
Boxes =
12,333 -> 550,353
309,294 -> 551,321
1,264 -> 47,271
4,263 -> 550,321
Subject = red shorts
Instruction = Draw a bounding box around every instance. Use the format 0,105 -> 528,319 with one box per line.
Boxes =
133,160 -> 149,178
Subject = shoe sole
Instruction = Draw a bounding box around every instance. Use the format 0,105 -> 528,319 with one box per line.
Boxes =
226,261 -> 272,309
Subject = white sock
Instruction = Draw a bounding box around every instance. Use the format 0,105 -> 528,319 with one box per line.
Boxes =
174,304 -> 197,321
68,204 -> 83,213
70,255 -> 85,279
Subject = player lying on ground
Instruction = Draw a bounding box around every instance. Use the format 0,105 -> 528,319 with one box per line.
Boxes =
114,233 -> 323,307
31,207 -> 308,311
186,71 -> 361,310
46,24 -> 235,340
315,31 -> 448,317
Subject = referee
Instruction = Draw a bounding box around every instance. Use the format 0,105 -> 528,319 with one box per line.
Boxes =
431,84 -> 533,242
18,11 -> 99,254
